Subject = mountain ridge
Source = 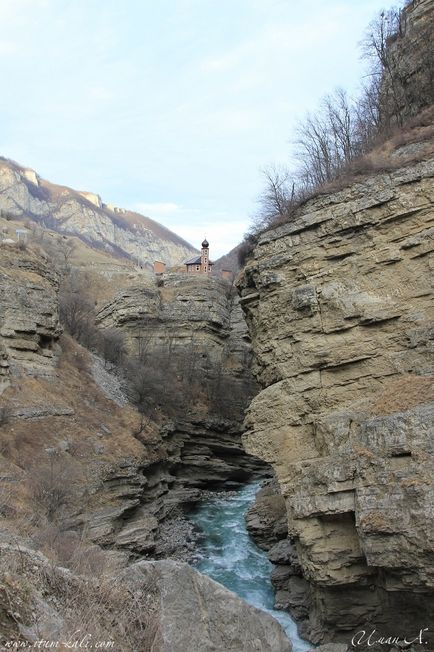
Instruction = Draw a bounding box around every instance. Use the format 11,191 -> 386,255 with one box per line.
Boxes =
0,156 -> 197,269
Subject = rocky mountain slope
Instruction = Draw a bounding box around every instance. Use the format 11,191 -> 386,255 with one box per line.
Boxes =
0,230 -> 282,648
238,146 -> 434,644
384,0 -> 434,124
0,238 -> 264,561
0,157 -> 196,268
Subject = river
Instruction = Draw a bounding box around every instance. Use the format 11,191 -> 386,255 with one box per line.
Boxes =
189,482 -> 312,652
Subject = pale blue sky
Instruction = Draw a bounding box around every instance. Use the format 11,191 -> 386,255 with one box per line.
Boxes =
0,0 -> 397,258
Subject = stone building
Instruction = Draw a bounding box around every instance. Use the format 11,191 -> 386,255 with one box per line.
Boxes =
153,260 -> 166,274
185,238 -> 213,274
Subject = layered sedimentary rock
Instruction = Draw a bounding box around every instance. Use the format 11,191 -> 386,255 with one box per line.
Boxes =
238,156 -> 434,643
383,0 -> 434,123
96,271 -> 259,440
124,559 -> 292,652
0,158 -> 196,267
245,480 -> 288,550
0,243 -> 61,393
96,273 -> 264,525
0,243 -> 262,563
0,240 -> 166,557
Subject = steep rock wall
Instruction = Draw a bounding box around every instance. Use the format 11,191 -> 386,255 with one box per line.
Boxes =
238,157 -> 434,643
383,0 -> 434,123
0,544 -> 292,652
97,273 -> 264,513
0,245 -> 264,562
0,244 -> 61,393
0,243 -> 167,559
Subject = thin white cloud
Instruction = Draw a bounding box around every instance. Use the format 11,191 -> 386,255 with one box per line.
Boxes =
133,202 -> 248,258
88,85 -> 114,102
0,0 -> 398,257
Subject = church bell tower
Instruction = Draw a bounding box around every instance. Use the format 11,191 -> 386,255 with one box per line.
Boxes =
201,238 -> 210,273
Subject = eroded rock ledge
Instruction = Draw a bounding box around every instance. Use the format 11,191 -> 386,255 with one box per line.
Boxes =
0,245 -> 61,393
238,157 -> 434,644
89,273 -> 267,556
0,239 -> 267,566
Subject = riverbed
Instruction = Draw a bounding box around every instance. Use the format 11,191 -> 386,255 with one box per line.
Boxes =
189,482 -> 312,652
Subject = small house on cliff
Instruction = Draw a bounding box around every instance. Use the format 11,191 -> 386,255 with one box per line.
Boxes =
185,239 -> 213,274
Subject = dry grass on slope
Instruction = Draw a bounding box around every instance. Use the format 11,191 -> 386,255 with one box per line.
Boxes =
321,105 -> 434,195
0,544 -> 160,651
371,375 -> 434,417
0,332 -> 163,645
251,105 -> 434,242
0,335 -> 163,543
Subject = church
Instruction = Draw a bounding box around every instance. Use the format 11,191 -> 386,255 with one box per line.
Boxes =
185,238 -> 213,274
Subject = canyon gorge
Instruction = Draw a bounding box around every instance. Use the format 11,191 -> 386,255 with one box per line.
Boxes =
1,0 -> 433,649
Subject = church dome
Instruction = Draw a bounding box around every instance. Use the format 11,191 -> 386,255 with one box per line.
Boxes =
202,238 -> 209,248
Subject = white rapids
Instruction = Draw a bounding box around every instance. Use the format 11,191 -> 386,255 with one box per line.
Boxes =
190,482 -> 312,652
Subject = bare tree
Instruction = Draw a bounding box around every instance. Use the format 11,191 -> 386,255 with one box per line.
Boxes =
257,164 -> 294,226
362,8 -> 404,127
59,270 -> 98,348
295,88 -> 363,189
57,236 -> 75,274
295,109 -> 334,188
29,453 -> 80,522
324,89 -> 359,164
124,357 -> 159,433
250,3 -> 434,237
355,76 -> 382,149
99,329 -> 126,367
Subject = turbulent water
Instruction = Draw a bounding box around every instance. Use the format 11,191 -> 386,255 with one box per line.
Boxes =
190,482 -> 311,652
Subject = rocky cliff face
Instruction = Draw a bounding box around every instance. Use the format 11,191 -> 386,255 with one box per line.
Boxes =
384,0 -> 434,123
238,155 -> 434,644
97,273 -> 264,510
0,158 -> 196,268
0,240 -> 263,564
0,243 -> 61,394
0,241 -> 164,559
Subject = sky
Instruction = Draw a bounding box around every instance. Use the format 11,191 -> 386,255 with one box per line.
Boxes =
0,0 -> 398,258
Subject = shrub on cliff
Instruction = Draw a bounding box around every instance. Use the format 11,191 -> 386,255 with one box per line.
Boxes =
99,328 -> 126,367
0,406 -> 10,428
29,452 -> 82,523
254,1 -> 434,234
237,234 -> 257,267
59,270 -> 126,364
59,271 -> 97,345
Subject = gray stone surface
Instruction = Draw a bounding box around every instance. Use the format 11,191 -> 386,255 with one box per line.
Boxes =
0,244 -> 61,392
245,481 -> 288,551
238,147 -> 434,643
123,560 -> 293,652
90,352 -> 128,406
0,544 -> 293,652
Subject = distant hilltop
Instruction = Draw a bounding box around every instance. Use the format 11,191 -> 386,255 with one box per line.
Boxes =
0,157 -> 197,270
